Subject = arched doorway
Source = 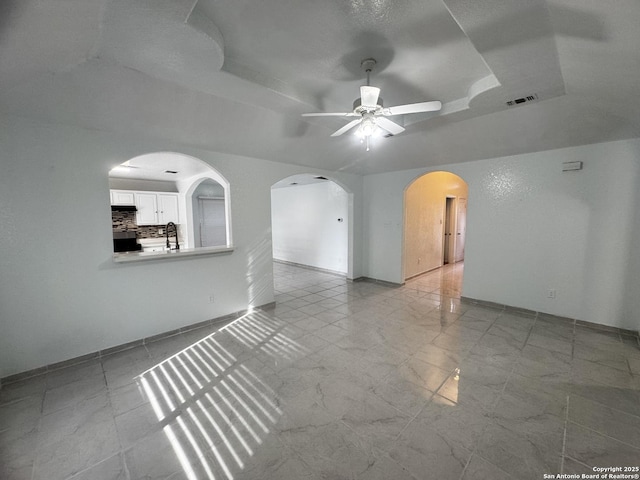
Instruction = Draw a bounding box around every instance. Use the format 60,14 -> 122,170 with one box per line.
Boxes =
403,171 -> 468,285
271,174 -> 351,277
183,175 -> 231,249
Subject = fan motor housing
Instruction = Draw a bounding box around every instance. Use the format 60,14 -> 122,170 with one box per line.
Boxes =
353,96 -> 383,113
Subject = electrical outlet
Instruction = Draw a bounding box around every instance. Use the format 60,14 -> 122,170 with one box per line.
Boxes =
209,294 -> 215,303
547,289 -> 556,299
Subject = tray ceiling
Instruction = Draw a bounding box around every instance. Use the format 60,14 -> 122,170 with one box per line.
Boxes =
0,0 -> 638,173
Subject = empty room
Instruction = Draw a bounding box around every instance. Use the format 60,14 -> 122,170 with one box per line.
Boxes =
1,1 -> 639,479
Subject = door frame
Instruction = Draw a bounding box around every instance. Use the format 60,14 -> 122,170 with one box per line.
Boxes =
443,195 -> 457,264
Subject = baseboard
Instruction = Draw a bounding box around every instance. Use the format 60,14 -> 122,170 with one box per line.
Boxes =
273,259 -> 347,277
351,276 -> 404,288
461,296 -> 639,338
0,302 -> 273,388
404,265 -> 443,281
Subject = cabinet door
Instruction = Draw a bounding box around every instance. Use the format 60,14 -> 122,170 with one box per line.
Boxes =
158,194 -> 179,224
135,193 -> 158,225
111,190 -> 136,205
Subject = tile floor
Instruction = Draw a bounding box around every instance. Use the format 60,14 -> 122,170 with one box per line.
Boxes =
1,262 -> 640,480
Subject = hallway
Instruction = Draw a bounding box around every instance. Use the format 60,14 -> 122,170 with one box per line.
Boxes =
404,261 -> 465,298
0,263 -> 639,480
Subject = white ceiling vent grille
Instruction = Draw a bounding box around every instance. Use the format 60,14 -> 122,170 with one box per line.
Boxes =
506,94 -> 539,107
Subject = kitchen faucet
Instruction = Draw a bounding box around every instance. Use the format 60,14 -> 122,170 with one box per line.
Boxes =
166,222 -> 180,250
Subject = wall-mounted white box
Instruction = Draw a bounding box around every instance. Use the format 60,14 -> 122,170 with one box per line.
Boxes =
562,161 -> 583,172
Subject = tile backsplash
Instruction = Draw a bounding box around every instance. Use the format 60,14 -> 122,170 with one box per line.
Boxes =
112,211 -> 178,238
112,210 -> 137,232
138,225 -> 177,238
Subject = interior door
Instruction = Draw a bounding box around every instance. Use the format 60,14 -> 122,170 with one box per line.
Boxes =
443,197 -> 456,264
454,197 -> 467,262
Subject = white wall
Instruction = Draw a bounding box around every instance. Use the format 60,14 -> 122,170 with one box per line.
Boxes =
271,182 -> 348,274
0,116 -> 363,378
622,157 -> 640,334
364,139 -> 640,330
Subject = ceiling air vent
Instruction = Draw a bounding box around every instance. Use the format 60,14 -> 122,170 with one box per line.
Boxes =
314,176 -> 328,180
164,170 -> 178,174
506,94 -> 538,107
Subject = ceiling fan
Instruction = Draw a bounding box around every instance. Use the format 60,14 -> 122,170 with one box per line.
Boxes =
302,58 -> 442,150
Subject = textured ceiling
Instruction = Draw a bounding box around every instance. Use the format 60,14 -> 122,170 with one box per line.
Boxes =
0,0 -> 639,174
109,152 -> 215,182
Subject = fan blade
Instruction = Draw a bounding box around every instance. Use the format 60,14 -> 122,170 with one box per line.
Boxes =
360,86 -> 381,108
384,101 -> 442,116
377,117 -> 405,135
331,119 -> 362,137
302,112 -> 357,117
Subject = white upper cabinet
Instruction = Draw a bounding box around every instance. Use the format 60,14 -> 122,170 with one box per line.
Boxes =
110,190 -> 136,205
157,193 -> 179,224
135,192 -> 159,225
111,190 -> 180,225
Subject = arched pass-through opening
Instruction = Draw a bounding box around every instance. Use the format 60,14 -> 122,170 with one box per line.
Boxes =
271,174 -> 353,278
109,152 -> 231,254
403,171 -> 468,293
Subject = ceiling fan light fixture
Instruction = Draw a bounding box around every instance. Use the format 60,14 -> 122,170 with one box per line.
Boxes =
361,120 -> 375,137
356,113 -> 376,138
